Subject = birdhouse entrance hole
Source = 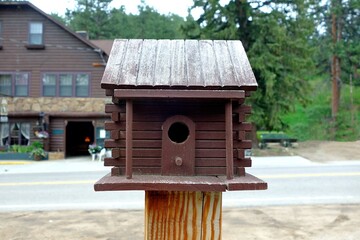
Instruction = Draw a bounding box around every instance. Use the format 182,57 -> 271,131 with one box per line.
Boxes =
168,122 -> 189,144
162,115 -> 195,176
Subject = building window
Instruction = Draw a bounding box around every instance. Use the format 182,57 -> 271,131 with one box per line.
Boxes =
75,74 -> 89,97
29,22 -> 43,45
0,123 -> 30,146
0,74 -> 12,96
95,127 -> 110,148
15,73 -> 29,96
59,74 -> 73,97
42,74 -> 56,96
42,73 -> 90,97
0,73 -> 29,97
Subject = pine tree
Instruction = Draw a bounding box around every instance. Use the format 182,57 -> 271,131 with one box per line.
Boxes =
182,0 -> 317,130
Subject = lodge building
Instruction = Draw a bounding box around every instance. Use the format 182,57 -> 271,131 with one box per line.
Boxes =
0,1 -> 113,158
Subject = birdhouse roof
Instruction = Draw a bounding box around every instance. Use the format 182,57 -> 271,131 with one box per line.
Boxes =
101,39 -> 257,91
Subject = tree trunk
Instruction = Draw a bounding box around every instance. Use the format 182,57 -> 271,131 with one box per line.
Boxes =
331,0 -> 342,139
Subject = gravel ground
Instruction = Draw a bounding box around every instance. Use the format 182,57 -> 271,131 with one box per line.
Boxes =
1,204 -> 359,240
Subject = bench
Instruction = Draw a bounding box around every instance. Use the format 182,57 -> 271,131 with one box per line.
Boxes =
257,131 -> 297,149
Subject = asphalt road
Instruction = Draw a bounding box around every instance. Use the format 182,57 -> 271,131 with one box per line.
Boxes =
1,156 -> 360,212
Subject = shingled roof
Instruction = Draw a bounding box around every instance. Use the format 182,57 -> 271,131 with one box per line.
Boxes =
101,39 -> 257,91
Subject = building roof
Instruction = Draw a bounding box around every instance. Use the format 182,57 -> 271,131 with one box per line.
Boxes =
101,39 -> 257,90
91,40 -> 114,56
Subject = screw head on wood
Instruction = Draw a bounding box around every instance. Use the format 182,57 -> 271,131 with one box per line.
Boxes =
175,157 -> 183,166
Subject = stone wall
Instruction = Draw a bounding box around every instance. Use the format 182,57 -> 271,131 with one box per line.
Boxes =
5,97 -> 112,113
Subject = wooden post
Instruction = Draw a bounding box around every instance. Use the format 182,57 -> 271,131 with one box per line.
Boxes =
225,100 -> 234,179
126,100 -> 133,179
145,191 -> 222,240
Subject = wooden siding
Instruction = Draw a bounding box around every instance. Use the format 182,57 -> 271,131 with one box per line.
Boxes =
49,117 -> 65,152
0,4 -> 106,98
104,101 -> 252,176
101,39 -> 257,90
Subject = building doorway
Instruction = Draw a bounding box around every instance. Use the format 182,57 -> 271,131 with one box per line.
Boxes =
66,121 -> 94,157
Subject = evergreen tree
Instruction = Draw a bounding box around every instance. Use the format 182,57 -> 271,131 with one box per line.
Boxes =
108,3 -> 185,39
182,0 -> 317,130
311,0 -> 359,138
65,0 -> 113,39
63,0 -> 186,40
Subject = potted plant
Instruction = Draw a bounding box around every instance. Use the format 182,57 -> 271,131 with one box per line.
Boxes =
30,148 -> 47,160
88,144 -> 103,155
29,141 -> 47,160
88,144 -> 103,161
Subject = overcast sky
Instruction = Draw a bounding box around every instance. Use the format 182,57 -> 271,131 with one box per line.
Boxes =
28,0 -> 198,17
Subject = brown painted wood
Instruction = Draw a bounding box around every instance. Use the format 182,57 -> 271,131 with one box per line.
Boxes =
105,129 -> 228,141
125,100 -> 133,179
106,121 -> 230,132
105,89 -> 114,96
105,157 -> 251,168
237,130 -> 246,141
225,100 -> 234,180
110,130 -> 120,140
111,112 -> 120,122
237,122 -> 253,131
95,39 -> 266,192
105,103 -> 125,113
94,173 -> 267,192
162,115 -> 195,176
114,89 -> 245,99
109,166 -> 245,177
106,148 -> 229,159
144,191 -> 221,240
105,139 -> 250,149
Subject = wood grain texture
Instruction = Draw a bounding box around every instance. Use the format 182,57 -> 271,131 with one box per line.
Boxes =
145,191 -> 221,240
101,39 -> 258,90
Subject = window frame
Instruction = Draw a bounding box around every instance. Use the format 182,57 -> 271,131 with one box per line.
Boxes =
0,72 -> 29,97
27,21 -> 44,49
42,72 -> 90,97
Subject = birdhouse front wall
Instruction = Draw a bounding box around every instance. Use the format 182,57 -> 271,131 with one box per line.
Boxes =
104,99 -> 253,177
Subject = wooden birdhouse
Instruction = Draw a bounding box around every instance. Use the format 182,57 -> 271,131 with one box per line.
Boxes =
95,39 -> 267,192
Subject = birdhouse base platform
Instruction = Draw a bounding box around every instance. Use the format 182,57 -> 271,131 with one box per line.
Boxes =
94,173 -> 267,192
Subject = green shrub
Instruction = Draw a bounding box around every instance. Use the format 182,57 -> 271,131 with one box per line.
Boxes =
9,145 -> 32,153
281,79 -> 360,141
